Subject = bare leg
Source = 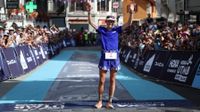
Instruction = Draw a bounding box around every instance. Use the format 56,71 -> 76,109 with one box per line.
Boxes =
106,69 -> 117,109
95,69 -> 106,109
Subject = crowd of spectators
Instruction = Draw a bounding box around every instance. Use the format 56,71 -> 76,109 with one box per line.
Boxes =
120,18 -> 200,52
0,23 -> 68,48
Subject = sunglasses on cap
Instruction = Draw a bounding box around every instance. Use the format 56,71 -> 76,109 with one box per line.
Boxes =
106,16 -> 115,21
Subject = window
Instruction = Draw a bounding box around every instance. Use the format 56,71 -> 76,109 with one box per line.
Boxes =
70,1 -> 85,12
97,0 -> 109,11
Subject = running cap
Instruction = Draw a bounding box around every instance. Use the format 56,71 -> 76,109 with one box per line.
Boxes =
106,15 -> 115,21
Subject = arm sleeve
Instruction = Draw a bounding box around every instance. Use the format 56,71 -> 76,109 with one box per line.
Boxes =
96,26 -> 103,34
115,26 -> 123,34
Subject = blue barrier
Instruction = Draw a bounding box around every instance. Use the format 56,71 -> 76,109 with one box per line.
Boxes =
0,39 -> 68,81
0,49 -> 11,81
1,47 -> 23,78
120,46 -> 200,89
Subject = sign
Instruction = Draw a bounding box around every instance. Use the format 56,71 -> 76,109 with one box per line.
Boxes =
113,2 -> 119,9
6,0 -> 19,9
25,1 -> 37,13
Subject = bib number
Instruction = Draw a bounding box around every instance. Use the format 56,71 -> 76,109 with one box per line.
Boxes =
105,52 -> 117,60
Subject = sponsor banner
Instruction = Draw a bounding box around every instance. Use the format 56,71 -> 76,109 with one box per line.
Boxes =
120,47 -> 131,63
162,51 -> 199,85
137,50 -> 155,73
32,47 -> 43,65
37,45 -> 45,64
0,49 -> 11,81
1,47 -> 23,78
28,46 -> 38,67
41,43 -> 49,59
145,51 -> 170,78
20,45 -> 37,72
15,46 -> 29,73
192,60 -> 200,89
126,49 -> 138,69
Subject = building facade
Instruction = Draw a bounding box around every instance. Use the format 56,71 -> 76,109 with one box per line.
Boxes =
123,0 -> 157,24
66,0 -> 123,32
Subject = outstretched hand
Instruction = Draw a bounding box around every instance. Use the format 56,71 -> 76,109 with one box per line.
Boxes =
129,3 -> 135,14
84,1 -> 92,12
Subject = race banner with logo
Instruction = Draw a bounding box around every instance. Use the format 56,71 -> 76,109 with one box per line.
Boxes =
161,51 -> 199,85
126,49 -> 138,69
143,51 -> 170,78
1,47 -> 23,78
18,45 -> 39,73
120,47 -> 131,63
28,46 -> 38,68
119,46 -> 200,88
137,50 -> 155,73
40,43 -> 49,59
31,47 -> 43,65
0,49 -> 11,81
14,46 -> 29,74
36,45 -> 45,65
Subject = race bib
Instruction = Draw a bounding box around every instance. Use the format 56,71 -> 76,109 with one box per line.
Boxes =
105,52 -> 117,60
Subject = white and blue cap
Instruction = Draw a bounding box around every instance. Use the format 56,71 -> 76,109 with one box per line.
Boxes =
106,15 -> 115,21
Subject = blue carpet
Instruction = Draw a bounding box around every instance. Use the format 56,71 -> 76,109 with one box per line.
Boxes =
117,65 -> 185,100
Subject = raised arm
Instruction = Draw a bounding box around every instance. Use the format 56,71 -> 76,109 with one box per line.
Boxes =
122,3 -> 135,30
85,1 -> 98,30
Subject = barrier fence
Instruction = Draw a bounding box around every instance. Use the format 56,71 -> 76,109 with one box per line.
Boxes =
119,46 -> 200,89
0,38 -> 70,81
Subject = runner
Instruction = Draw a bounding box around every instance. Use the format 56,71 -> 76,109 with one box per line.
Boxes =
85,0 -> 135,109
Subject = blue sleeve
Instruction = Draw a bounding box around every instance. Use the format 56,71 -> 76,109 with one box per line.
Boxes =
114,26 -> 122,34
96,26 -> 104,34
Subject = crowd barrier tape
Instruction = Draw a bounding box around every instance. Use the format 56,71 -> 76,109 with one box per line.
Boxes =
0,39 -> 68,81
120,46 -> 200,89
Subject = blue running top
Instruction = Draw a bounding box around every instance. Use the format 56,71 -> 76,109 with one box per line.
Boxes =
97,26 -> 122,51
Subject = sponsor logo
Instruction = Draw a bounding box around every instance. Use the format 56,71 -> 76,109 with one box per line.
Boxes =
143,54 -> 156,72
125,50 -> 131,63
27,57 -> 33,63
154,62 -> 164,67
167,55 -> 193,82
169,60 -> 180,68
7,59 -> 17,65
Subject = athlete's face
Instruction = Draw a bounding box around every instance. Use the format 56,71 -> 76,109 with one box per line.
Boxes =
106,20 -> 115,29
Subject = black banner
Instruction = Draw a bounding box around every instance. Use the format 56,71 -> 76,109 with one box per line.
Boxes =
143,51 -> 170,78
119,46 -> 200,88
162,51 -> 200,85
136,50 -> 154,73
